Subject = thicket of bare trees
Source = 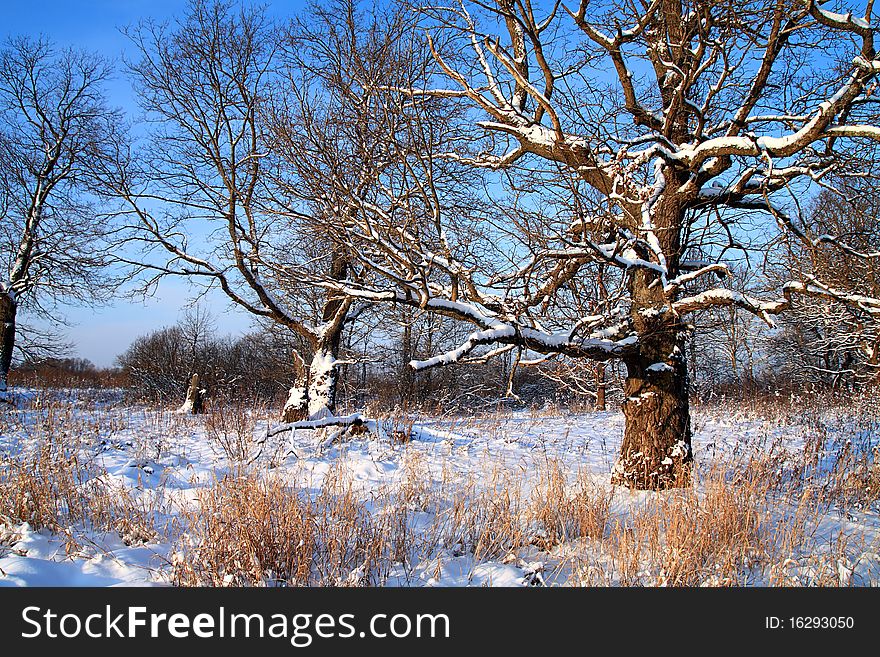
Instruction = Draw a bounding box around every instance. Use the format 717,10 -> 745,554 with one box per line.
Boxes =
767,185 -> 880,388
7,0 -> 880,490
8,356 -> 126,389
116,302 -> 567,412
117,307 -> 310,404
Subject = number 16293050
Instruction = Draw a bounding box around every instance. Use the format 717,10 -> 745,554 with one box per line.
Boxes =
765,617 -> 854,629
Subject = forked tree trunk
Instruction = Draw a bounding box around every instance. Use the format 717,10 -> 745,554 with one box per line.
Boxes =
281,348 -> 342,422
282,317 -> 346,426
281,250 -> 349,424
0,292 -> 16,393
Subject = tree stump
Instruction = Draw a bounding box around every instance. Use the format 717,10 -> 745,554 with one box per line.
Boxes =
178,373 -> 204,414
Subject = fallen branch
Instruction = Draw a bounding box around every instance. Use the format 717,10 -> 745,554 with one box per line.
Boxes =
266,413 -> 368,438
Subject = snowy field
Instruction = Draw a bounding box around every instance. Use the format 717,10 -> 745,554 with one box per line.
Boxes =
1,389 -> 879,587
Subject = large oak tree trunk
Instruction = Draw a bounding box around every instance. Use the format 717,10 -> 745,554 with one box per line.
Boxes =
611,177 -> 693,489
305,249 -> 348,420
612,331 -> 693,489
0,292 -> 16,393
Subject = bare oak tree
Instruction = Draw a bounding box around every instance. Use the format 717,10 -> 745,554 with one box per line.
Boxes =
264,0 -> 482,425
0,36 -> 121,392
291,0 -> 880,488
99,0 -> 361,420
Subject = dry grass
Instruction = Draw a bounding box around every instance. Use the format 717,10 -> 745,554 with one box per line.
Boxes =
0,400 -> 158,553
203,396 -> 263,464
566,443 -> 873,587
171,474 -> 316,586
172,461 -> 388,587
169,456 -> 615,586
1,391 -> 878,587
528,460 -> 612,550
838,453 -> 880,505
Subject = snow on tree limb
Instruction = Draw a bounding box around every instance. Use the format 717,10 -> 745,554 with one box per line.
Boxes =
267,412 -> 367,438
784,278 -> 880,316
673,289 -> 787,327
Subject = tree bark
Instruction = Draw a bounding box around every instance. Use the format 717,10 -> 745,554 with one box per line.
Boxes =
595,362 -> 606,411
612,331 -> 693,489
281,382 -> 308,422
0,291 -> 16,392
282,349 -> 309,422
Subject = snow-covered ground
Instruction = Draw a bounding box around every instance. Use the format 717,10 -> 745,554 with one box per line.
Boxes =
1,390 -> 879,586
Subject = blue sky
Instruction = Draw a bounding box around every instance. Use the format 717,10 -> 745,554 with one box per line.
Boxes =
3,1 -> 188,107
3,1 -> 308,366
